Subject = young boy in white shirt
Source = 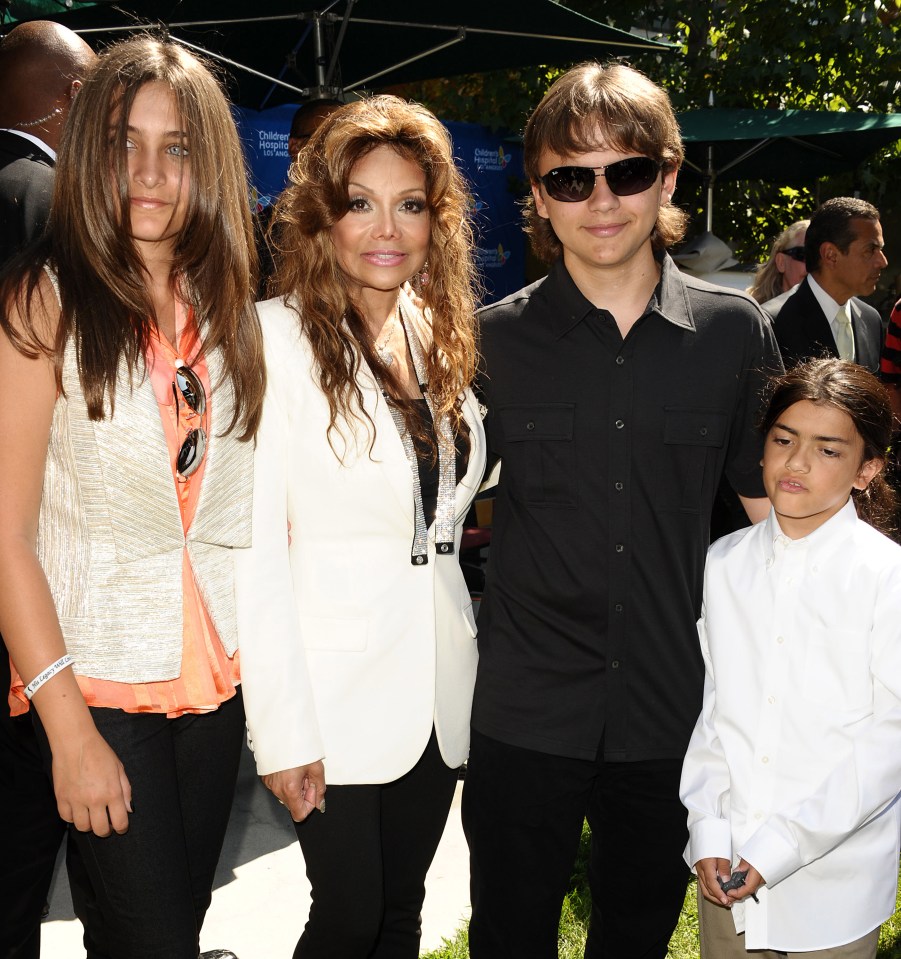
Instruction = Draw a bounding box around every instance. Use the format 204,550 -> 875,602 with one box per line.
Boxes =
681,358 -> 901,958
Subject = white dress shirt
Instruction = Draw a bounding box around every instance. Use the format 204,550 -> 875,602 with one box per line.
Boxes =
808,273 -> 857,359
681,500 -> 901,951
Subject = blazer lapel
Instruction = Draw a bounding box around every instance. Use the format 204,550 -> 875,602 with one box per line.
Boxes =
190,344 -> 253,548
360,360 -> 417,526
453,388 -> 487,524
800,281 -> 839,357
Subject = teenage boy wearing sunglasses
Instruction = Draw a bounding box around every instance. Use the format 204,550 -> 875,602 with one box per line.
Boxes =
462,62 -> 782,959
762,196 -> 887,375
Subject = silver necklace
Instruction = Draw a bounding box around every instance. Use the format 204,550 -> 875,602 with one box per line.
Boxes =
374,310 -> 398,367
15,106 -> 62,130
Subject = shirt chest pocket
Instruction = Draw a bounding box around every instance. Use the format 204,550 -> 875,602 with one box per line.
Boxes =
660,407 -> 728,514
497,404 -> 576,508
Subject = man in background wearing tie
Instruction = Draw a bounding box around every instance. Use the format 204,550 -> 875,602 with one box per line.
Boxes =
763,196 -> 887,373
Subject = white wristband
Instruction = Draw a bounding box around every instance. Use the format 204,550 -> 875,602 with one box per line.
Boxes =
24,654 -> 75,700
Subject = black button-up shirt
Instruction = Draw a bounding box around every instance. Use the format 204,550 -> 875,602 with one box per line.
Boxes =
474,255 -> 782,762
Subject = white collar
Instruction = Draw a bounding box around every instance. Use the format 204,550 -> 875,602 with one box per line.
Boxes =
763,496 -> 858,565
807,273 -> 854,320
0,128 -> 56,161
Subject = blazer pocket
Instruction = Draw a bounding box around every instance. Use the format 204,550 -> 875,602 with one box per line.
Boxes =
300,614 -> 368,652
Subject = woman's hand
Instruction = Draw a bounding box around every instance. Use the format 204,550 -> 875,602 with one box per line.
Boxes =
52,728 -> 132,837
263,761 -> 326,823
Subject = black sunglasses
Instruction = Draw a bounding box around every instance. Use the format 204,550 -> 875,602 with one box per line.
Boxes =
172,362 -> 207,481
539,157 -> 662,202
780,246 -> 806,263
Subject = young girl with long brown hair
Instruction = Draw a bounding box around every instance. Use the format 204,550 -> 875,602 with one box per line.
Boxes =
0,36 -> 263,958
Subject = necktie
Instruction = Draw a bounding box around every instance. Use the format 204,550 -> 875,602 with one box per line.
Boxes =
833,304 -> 854,361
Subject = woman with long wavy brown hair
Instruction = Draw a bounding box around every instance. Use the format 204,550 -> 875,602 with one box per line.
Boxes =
0,36 -> 263,958
237,94 -> 485,958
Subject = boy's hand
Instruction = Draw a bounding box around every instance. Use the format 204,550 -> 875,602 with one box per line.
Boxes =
695,857 -> 733,906
725,858 -> 764,903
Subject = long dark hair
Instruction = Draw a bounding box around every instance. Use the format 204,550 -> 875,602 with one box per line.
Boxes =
761,358 -> 896,535
0,35 -> 264,439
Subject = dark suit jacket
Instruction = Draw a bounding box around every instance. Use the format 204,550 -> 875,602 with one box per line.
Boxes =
0,129 -> 54,267
763,276 -> 883,374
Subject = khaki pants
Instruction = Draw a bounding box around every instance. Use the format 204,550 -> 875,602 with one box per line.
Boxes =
698,887 -> 880,959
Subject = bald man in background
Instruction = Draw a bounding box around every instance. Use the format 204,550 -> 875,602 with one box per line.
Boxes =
0,20 -> 94,261
0,22 -> 96,958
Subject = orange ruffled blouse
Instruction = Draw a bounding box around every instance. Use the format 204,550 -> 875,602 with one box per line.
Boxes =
10,301 -> 240,719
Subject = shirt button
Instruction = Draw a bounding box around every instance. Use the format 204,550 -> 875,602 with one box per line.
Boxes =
614,603 -> 623,612
526,421 -> 535,430
700,427 -> 708,436
761,756 -> 769,764
754,812 -> 763,820
614,482 -> 623,491
615,419 -> 625,429
611,660 -> 620,668
615,544 -> 624,553
776,635 -> 784,644
768,696 -> 775,705
615,356 -> 625,366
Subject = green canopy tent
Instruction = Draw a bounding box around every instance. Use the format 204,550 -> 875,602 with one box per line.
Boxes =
4,0 -> 674,109
677,108 -> 901,230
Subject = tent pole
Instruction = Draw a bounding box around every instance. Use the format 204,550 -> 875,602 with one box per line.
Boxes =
313,13 -> 327,91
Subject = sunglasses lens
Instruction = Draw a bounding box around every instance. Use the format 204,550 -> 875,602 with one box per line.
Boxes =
542,166 -> 596,202
177,427 -> 207,479
604,157 -> 660,196
781,246 -> 806,262
541,158 -> 660,202
175,365 -> 206,416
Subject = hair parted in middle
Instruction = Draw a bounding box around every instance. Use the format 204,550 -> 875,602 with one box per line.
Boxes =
0,34 -> 265,439
270,94 -> 479,458
760,357 -> 896,537
522,61 -> 688,264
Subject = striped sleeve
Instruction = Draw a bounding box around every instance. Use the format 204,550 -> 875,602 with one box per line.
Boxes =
880,298 -> 901,383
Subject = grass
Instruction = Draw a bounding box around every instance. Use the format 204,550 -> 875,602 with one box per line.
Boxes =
423,821 -> 901,959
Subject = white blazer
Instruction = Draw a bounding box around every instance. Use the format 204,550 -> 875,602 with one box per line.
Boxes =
237,292 -> 486,784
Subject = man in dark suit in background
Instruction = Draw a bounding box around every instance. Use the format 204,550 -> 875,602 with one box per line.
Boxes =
0,20 -> 95,959
0,21 -> 94,262
763,196 -> 887,373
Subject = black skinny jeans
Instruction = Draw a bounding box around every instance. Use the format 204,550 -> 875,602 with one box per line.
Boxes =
292,727 -> 458,959
35,689 -> 245,959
